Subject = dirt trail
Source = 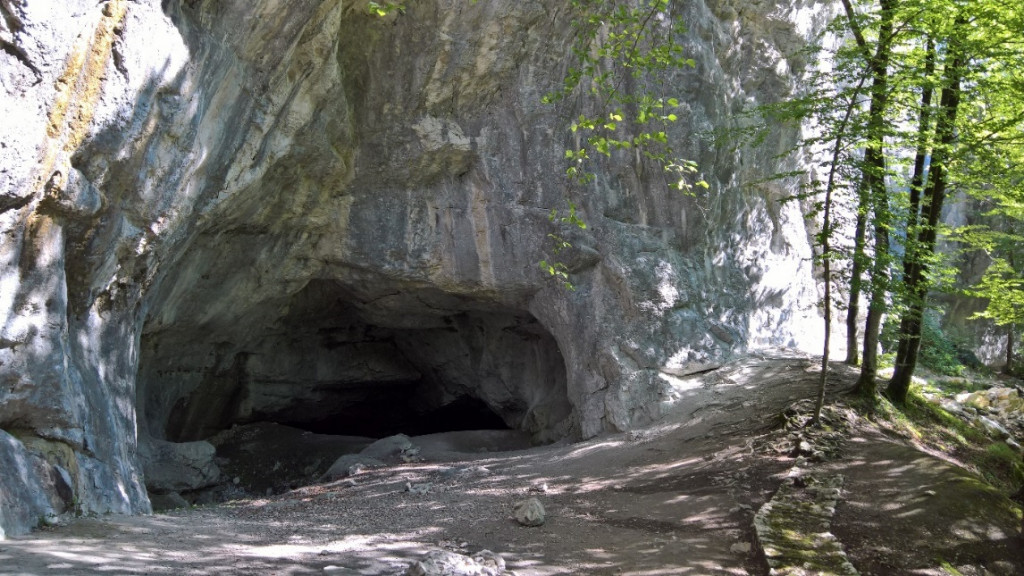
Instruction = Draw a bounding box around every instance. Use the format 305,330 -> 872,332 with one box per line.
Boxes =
0,356 -> 1020,575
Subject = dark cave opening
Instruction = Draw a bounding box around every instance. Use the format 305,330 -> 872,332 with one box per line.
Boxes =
140,280 -> 572,446
280,393 -> 513,438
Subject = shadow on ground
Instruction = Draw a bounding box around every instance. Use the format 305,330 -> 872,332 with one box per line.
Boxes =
1,356 -> 1020,575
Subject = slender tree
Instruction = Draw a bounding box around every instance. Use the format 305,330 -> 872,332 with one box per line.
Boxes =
887,17 -> 965,402
846,0 -> 897,397
887,0 -> 1024,399
813,80 -> 866,424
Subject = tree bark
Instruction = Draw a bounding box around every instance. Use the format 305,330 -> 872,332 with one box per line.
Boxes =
887,31 -> 965,403
1005,325 -> 1016,375
852,0 -> 896,397
845,189 -> 867,366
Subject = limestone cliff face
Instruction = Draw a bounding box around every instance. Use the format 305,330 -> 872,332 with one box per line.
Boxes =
0,0 -> 831,535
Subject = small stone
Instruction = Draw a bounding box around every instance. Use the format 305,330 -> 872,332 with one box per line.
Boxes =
471,549 -> 506,571
730,542 -> 752,554
977,415 -> 1011,439
791,440 -> 814,457
514,497 -> 546,526
406,481 -> 432,495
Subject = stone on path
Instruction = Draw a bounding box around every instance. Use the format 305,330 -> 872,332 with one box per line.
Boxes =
320,454 -> 385,482
513,497 -> 545,527
360,434 -> 421,463
406,549 -> 512,576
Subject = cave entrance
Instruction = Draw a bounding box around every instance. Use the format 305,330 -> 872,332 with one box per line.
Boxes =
139,279 -> 573,446
282,394 -> 512,438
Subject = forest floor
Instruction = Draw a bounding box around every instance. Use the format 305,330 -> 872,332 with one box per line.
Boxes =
0,355 -> 1021,575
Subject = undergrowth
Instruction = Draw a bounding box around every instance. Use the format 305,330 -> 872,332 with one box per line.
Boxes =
879,311 -> 975,377
849,385 -> 1023,496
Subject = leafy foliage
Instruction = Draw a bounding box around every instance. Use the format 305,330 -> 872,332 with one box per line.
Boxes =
881,312 -> 964,376
969,258 -> 1024,328
743,0 -> 1024,400
366,1 -> 405,17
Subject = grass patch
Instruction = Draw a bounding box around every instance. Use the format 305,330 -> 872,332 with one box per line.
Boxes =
851,386 -> 1023,496
978,442 -> 1024,491
938,560 -> 965,575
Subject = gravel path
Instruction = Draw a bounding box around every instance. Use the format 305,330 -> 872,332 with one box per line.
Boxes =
1,356 -> 1020,575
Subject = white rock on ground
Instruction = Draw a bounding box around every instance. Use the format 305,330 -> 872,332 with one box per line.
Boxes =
513,498 -> 545,527
406,549 -> 511,576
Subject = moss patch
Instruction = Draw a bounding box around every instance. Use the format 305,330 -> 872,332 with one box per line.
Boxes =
754,474 -> 859,576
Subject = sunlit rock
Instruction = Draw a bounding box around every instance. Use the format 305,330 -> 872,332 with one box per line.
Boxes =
1,0 -> 837,533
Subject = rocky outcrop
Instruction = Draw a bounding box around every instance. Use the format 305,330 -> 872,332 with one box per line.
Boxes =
138,437 -> 221,494
1,0 -> 835,536
0,431 -> 65,538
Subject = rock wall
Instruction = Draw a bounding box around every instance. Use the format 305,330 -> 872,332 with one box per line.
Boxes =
1,0 -> 833,536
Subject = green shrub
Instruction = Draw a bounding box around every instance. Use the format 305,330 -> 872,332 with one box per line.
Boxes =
881,311 -> 964,376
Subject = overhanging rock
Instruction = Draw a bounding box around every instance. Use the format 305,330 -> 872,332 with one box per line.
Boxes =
1,0 -> 834,532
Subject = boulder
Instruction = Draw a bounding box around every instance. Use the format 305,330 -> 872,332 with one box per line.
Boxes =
360,434 -> 420,464
976,415 -> 1012,440
513,497 -> 546,527
321,454 -> 386,482
989,388 -> 1024,414
964,391 -> 992,411
139,438 -> 221,494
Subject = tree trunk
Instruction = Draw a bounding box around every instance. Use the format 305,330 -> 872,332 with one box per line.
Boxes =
814,76 -> 866,424
902,38 -> 937,259
884,39 -> 937,400
856,240 -> 888,397
845,191 -> 867,366
887,33 -> 965,403
852,0 -> 895,397
1005,325 -> 1016,375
